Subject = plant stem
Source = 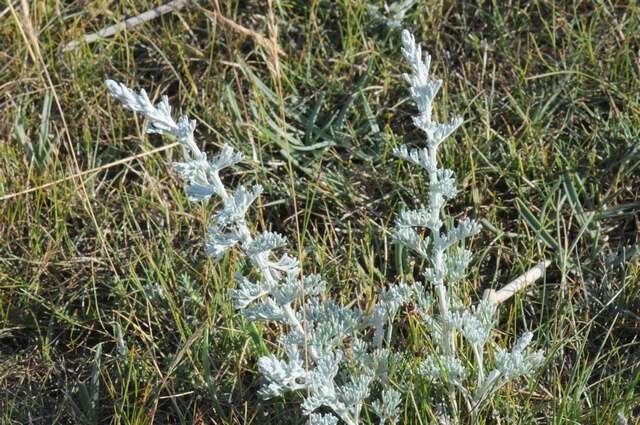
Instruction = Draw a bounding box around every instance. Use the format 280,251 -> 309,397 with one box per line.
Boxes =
472,344 -> 485,385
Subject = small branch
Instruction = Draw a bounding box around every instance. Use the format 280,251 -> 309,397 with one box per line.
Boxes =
61,0 -> 190,52
483,260 -> 551,304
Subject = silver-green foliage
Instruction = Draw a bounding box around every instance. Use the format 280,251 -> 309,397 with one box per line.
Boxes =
106,28 -> 544,424
105,82 -> 407,425
393,29 -> 544,420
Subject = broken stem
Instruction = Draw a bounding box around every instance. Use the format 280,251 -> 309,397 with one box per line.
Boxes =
483,260 -> 551,304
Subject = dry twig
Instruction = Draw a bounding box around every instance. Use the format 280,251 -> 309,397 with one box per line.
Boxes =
61,0 -> 190,52
483,260 -> 551,304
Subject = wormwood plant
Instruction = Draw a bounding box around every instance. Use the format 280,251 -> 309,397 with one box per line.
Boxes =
106,29 -> 545,424
392,31 -> 544,422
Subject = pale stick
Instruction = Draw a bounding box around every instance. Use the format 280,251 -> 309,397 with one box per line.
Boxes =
483,260 -> 551,304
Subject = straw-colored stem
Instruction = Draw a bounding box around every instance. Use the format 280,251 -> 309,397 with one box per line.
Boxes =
483,260 -> 551,304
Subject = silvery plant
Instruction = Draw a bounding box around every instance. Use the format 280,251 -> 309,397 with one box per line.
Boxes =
106,28 -> 544,424
392,30 -> 544,422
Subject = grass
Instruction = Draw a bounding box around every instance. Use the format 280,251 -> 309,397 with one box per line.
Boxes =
1,0 -> 639,423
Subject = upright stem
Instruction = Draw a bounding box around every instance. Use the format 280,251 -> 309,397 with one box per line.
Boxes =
426,143 -> 459,417
472,370 -> 502,412
435,281 -> 450,351
427,144 -> 455,356
472,344 -> 485,384
385,317 -> 394,347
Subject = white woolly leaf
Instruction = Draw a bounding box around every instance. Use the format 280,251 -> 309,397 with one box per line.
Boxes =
258,348 -> 308,399
371,388 -> 402,425
210,143 -> 243,172
106,80 -> 202,159
244,231 -> 287,256
230,274 -> 268,310
393,226 -> 429,258
307,414 -> 339,425
419,354 -> 468,385
242,298 -> 287,323
392,145 -> 437,173
173,159 -> 209,186
413,117 -> 463,146
301,274 -> 326,297
338,374 -> 373,411
443,219 -> 482,249
266,253 -> 300,274
205,227 -> 240,260
432,168 -> 458,200
186,184 -> 216,202
232,184 -> 263,215
214,184 -> 263,226
445,247 -> 473,283
397,207 -> 442,231
494,332 -> 544,380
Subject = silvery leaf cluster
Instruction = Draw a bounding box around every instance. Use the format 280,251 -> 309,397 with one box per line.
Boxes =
366,0 -> 417,30
106,78 -> 413,424
393,29 -> 545,419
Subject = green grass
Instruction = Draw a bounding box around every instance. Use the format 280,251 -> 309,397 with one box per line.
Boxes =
1,0 -> 639,423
